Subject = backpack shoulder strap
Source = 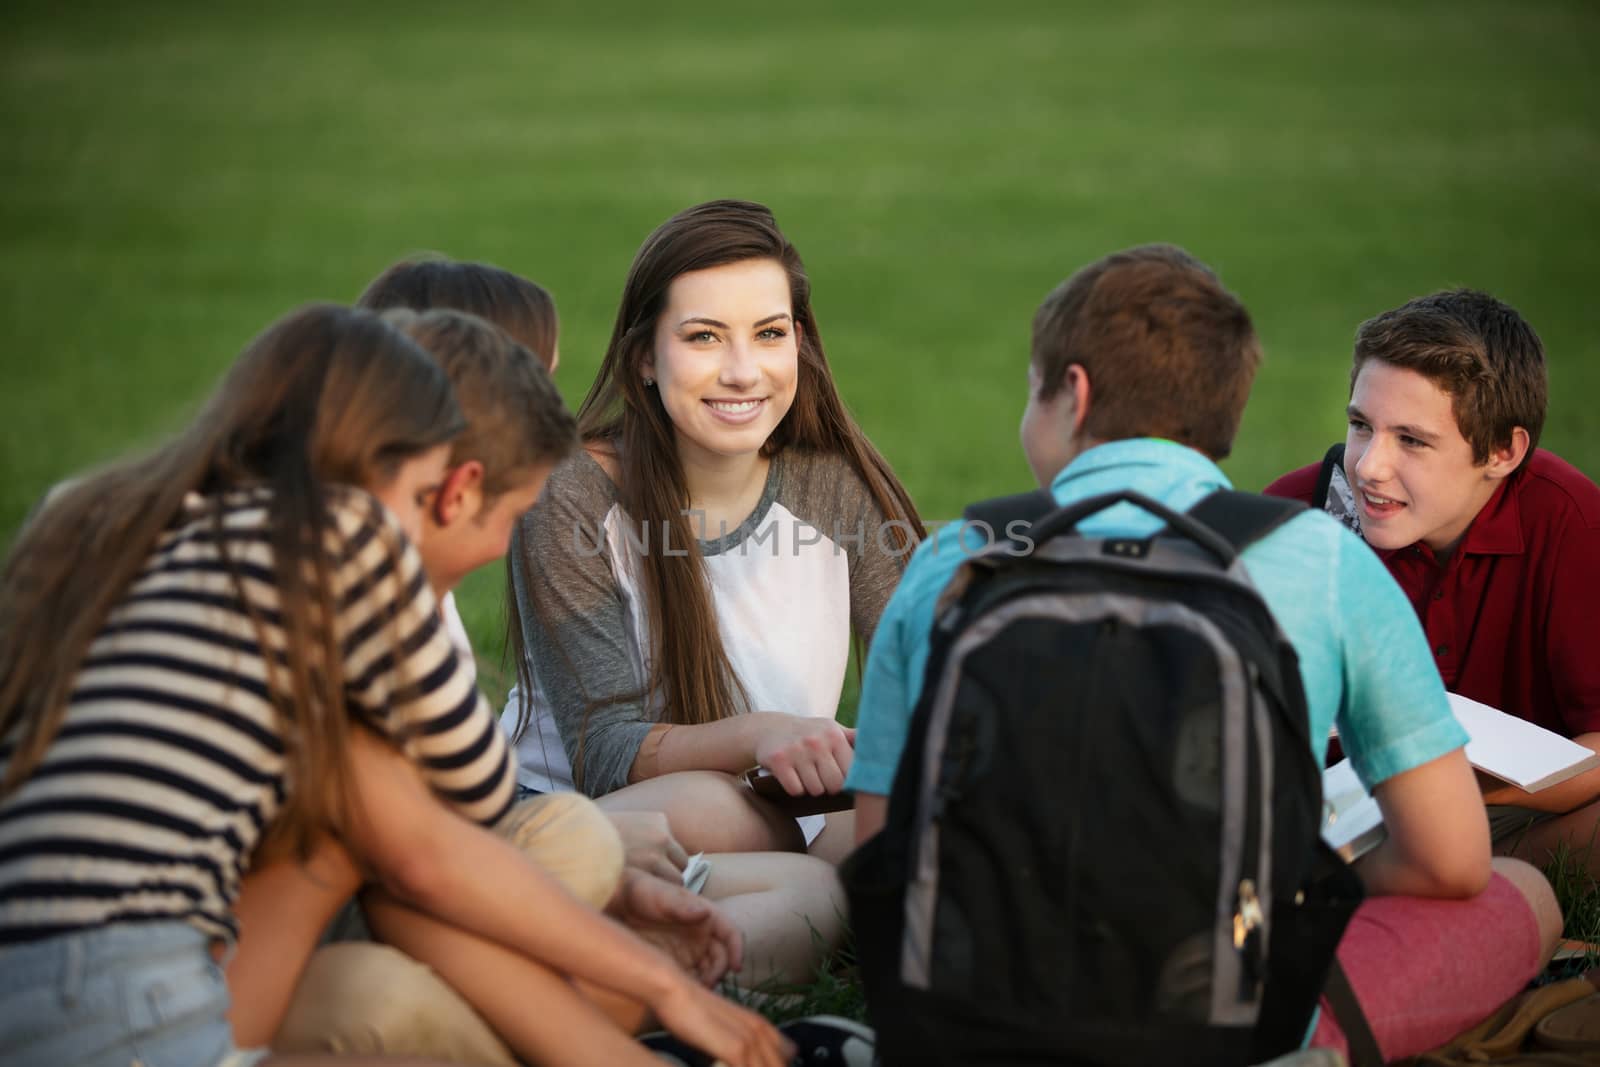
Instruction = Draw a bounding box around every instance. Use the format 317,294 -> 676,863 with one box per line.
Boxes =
1323,958 -> 1383,1067
962,489 -> 1056,549
1312,442 -> 1346,512
1186,489 -> 1307,555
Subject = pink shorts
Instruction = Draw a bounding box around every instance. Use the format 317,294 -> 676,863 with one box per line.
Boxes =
1310,872 -> 1542,1061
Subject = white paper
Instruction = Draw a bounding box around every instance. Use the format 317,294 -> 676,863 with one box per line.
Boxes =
1449,693 -> 1600,793
681,852 -> 711,895
1321,759 -> 1386,861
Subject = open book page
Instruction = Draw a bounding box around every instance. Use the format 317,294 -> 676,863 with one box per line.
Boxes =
1449,693 -> 1600,792
1322,759 -> 1385,862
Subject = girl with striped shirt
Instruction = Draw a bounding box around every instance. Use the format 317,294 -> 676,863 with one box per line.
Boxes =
0,305 -> 788,1067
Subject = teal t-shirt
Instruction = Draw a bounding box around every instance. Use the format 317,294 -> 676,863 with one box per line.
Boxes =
846,438 -> 1468,797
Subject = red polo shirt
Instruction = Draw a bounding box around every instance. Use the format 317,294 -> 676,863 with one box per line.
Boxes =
1265,449 -> 1600,738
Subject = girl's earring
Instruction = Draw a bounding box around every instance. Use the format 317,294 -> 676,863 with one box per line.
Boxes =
643,376 -> 655,386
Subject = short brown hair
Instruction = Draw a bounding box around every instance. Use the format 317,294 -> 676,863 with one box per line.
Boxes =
1031,244 -> 1261,459
384,308 -> 577,504
359,257 -> 559,370
1351,289 -> 1546,467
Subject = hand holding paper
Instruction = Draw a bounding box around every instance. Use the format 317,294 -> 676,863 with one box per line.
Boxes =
1324,693 -> 1600,861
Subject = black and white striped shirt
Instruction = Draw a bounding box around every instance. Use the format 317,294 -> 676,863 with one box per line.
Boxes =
0,487 -> 514,946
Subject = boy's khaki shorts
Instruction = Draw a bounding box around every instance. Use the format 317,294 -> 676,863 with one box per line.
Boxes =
273,792 -> 624,1064
1486,803 -> 1560,845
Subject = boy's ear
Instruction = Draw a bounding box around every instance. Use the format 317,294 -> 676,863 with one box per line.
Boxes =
1062,364 -> 1093,440
1483,427 -> 1531,482
433,461 -> 485,528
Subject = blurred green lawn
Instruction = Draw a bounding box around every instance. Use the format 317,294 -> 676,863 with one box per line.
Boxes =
4,0 -> 1597,675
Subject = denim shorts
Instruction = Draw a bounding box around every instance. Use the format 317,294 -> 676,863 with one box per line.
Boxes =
0,921 -> 267,1067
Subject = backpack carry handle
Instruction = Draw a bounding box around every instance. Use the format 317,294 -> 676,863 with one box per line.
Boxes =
1028,490 -> 1240,565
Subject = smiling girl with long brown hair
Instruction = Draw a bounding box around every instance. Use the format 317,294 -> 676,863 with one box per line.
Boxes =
504,200 -> 922,984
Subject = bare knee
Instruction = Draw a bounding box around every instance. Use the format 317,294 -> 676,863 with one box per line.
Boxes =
707,853 -> 847,986
706,851 -> 847,948
1491,856 -> 1563,966
598,771 -> 804,854
785,853 -> 848,946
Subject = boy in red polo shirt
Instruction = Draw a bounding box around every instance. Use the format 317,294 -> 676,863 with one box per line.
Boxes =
1266,289 -> 1600,874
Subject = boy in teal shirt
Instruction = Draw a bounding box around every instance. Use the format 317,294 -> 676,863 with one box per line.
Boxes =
846,245 -> 1559,1061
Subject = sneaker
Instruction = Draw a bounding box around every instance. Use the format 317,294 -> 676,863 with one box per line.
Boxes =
642,1015 -> 875,1066
778,1015 -> 875,1066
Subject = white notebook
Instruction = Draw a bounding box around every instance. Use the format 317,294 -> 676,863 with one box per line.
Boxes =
1449,693 -> 1600,792
1322,759 -> 1385,862
1320,693 -> 1599,862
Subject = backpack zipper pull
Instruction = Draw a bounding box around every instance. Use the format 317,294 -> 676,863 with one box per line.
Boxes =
1231,878 -> 1262,949
1233,878 -> 1264,998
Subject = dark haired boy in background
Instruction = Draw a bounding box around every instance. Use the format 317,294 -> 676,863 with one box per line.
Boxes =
1267,289 -> 1600,875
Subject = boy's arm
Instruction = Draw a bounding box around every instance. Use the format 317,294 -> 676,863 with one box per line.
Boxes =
1356,747 -> 1491,898
345,728 -> 788,1066
846,539 -> 935,846
348,728 -> 680,1000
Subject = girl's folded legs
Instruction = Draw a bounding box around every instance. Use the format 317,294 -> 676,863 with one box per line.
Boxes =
700,851 -> 847,990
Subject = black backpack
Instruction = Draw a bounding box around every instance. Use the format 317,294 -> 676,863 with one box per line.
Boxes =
843,489 -> 1372,1066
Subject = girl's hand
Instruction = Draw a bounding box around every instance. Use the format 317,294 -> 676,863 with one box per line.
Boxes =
652,979 -> 794,1067
607,868 -> 742,985
607,809 -> 692,883
751,713 -> 856,798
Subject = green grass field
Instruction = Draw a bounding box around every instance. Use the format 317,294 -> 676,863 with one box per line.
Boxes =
4,0 -> 1600,982
5,0 -> 1597,662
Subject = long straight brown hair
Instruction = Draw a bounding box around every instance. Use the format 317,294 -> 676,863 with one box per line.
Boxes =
0,304 -> 464,854
511,200 -> 922,777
